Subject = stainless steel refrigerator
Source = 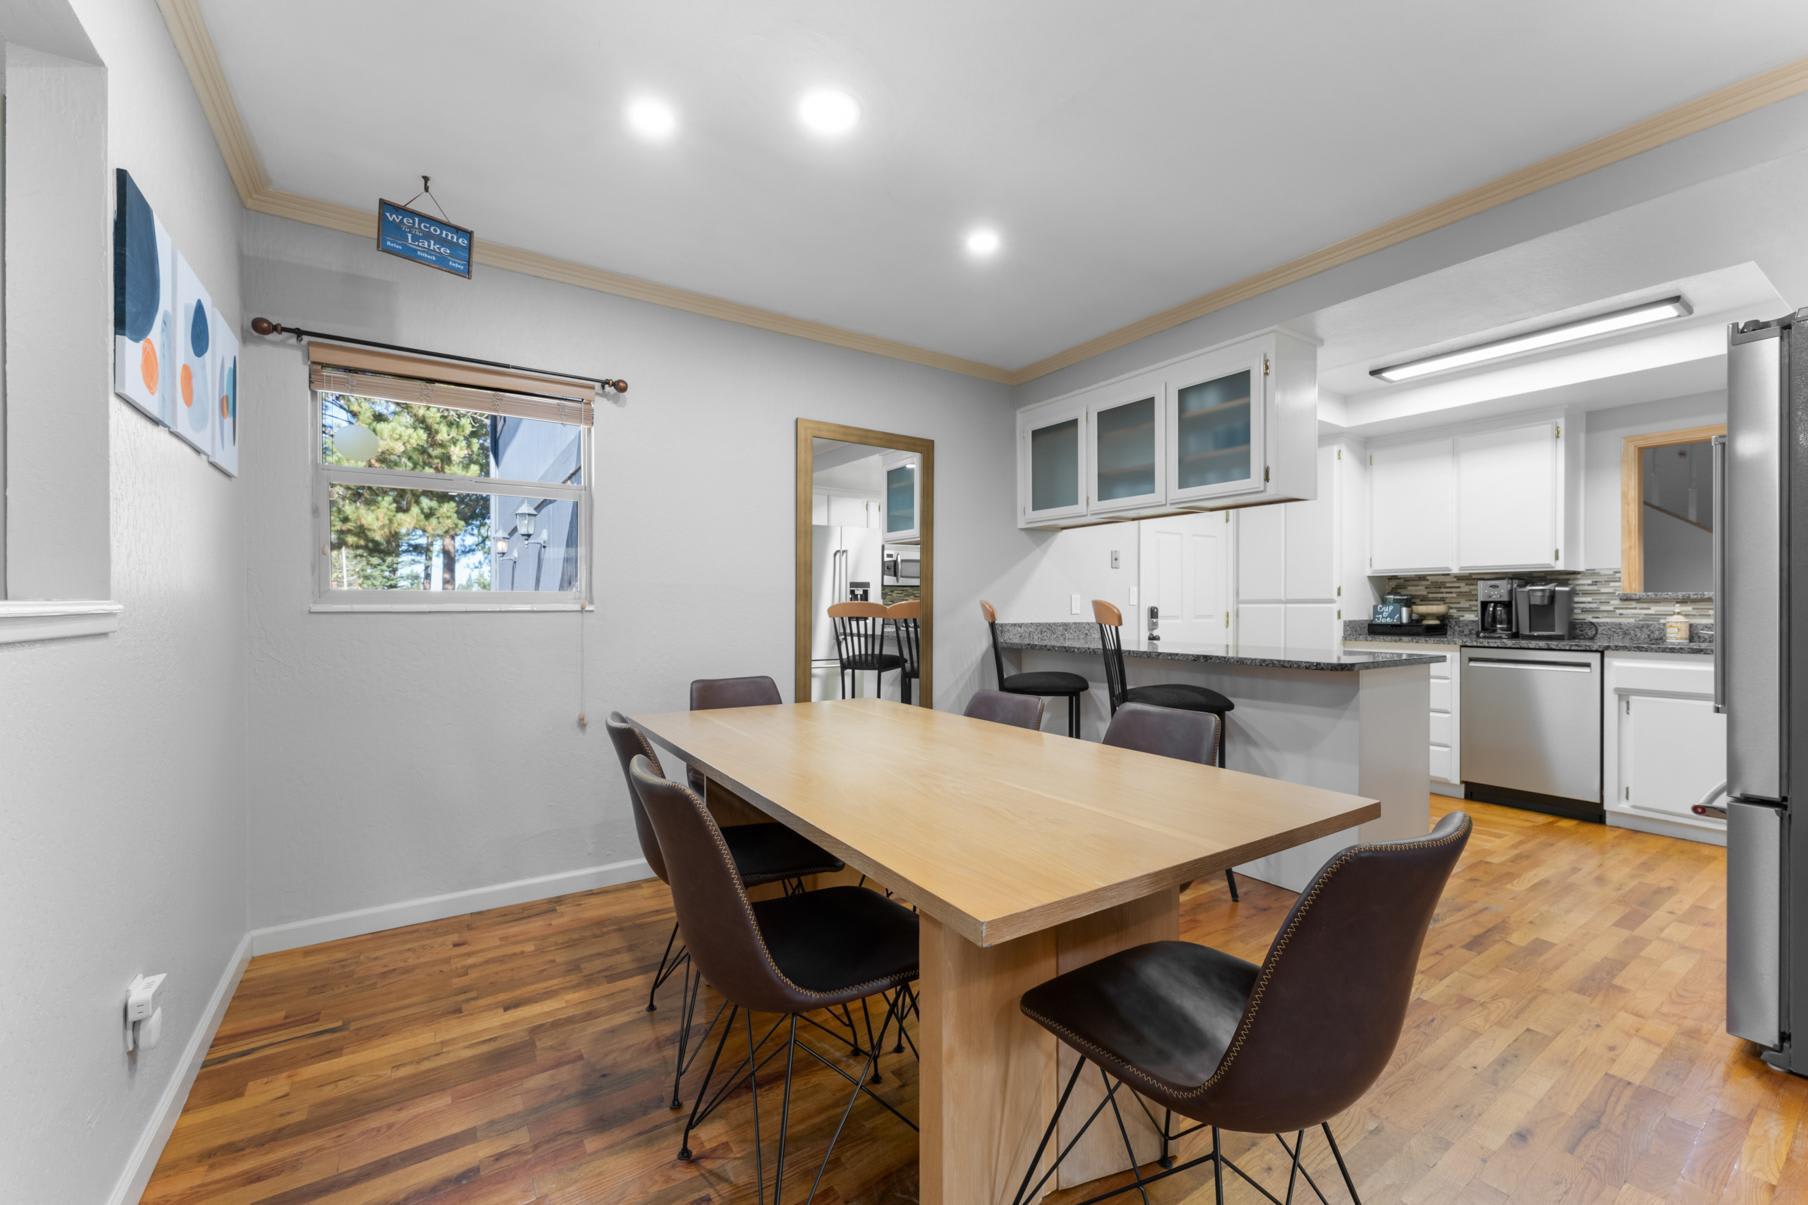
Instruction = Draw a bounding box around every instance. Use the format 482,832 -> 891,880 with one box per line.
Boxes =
1723,309 -> 1808,1072
810,521 -> 881,700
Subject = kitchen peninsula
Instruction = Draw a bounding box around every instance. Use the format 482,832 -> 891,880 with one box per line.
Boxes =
993,621 -> 1439,890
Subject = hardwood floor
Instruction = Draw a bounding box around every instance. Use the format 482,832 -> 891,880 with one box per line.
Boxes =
145,798 -> 1806,1203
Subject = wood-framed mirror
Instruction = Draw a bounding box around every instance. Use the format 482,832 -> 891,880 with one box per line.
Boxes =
795,419 -> 934,706
1620,423 -> 1724,594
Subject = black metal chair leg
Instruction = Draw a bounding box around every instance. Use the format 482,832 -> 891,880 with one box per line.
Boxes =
679,1003 -> 739,1161
1012,1055 -> 1087,1205
1100,1068 -> 1152,1205
1160,1107 -> 1173,1168
1213,1126 -> 1225,1205
1284,1129 -> 1304,1204
860,996 -> 884,1084
648,920 -> 680,1011
670,959 -> 703,1108
1069,693 -> 1080,737
1322,1123 -> 1362,1204
772,1016 -> 798,1204
1226,868 -> 1241,902
746,1011 -> 767,1205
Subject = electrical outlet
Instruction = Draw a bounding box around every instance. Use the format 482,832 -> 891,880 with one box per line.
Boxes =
1109,550 -> 1120,569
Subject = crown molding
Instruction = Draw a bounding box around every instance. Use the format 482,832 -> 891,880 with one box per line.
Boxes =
1009,56 -> 1808,384
156,0 -> 1808,390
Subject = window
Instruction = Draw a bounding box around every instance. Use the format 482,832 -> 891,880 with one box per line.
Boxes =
310,344 -> 592,609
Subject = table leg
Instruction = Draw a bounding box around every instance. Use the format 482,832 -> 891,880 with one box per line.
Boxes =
1053,888 -> 1178,1187
919,916 -> 1059,1204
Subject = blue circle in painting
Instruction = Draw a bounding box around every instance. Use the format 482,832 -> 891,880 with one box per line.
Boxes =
118,179 -> 160,340
190,299 -> 211,358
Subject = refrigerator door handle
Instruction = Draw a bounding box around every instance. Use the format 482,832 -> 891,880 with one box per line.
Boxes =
1713,433 -> 1727,714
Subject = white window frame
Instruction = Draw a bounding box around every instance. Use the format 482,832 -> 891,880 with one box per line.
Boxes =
309,388 -> 594,612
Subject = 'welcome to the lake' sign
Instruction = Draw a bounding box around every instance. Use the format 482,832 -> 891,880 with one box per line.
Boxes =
377,199 -> 474,278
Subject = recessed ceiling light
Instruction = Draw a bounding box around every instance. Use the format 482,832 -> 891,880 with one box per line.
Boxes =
797,88 -> 860,137
625,96 -> 678,142
964,228 -> 1002,258
1371,295 -> 1693,383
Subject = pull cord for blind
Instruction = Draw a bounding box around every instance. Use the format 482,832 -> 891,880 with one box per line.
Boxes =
249,317 -> 628,400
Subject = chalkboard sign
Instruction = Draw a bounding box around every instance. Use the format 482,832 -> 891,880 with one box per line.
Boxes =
377,199 -> 474,278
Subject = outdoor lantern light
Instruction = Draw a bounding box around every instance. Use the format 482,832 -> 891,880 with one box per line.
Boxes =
514,502 -> 538,537
333,421 -> 378,461
493,535 -> 510,556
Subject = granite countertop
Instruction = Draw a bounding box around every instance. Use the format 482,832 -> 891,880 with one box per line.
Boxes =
994,622 -> 1445,673
1341,617 -> 1716,657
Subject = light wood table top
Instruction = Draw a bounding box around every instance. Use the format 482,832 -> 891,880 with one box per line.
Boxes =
634,698 -> 1379,946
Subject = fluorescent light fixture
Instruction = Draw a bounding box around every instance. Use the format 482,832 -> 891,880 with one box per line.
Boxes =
1370,295 -> 1692,383
797,88 -> 860,137
964,227 -> 1001,258
625,96 -> 678,141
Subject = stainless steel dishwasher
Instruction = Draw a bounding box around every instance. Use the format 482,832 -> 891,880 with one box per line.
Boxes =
1459,645 -> 1602,818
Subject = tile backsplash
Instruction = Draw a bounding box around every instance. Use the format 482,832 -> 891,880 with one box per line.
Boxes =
1378,569 -> 1712,621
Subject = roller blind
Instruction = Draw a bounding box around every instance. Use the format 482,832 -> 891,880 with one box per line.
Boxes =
308,343 -> 595,427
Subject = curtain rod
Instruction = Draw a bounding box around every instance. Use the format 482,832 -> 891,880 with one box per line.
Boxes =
249,317 -> 628,396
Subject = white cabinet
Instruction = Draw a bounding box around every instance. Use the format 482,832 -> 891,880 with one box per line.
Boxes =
1346,640 -> 1461,791
1234,442 -> 1366,646
881,453 -> 922,543
1087,375 -> 1165,515
1017,328 -> 1318,529
1018,396 -> 1089,526
1366,415 -> 1581,575
1455,421 -> 1564,570
813,490 -> 880,529
1604,652 -> 1726,844
1367,437 -> 1455,574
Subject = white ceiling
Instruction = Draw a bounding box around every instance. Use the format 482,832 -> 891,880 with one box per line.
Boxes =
200,1 -> 1808,372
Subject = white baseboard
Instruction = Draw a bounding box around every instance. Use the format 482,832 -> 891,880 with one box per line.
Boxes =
109,931 -> 252,1205
247,857 -> 653,956
1431,781 -> 1466,798
1607,807 -> 1727,847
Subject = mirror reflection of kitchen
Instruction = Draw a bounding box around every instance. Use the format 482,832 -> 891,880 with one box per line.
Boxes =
810,437 -> 921,702
1638,437 -> 1715,593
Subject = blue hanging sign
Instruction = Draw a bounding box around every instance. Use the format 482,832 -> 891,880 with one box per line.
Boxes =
377,198 -> 474,278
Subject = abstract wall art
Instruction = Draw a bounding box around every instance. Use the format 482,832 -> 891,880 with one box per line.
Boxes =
171,250 -> 214,454
210,309 -> 239,476
112,170 -> 176,424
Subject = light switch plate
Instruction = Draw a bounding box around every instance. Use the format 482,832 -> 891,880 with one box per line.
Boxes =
1070,594 -> 1082,615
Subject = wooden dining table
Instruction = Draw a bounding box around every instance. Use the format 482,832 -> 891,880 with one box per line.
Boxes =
633,697 -> 1381,1203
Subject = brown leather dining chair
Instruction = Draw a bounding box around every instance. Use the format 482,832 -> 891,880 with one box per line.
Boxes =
604,703 -> 839,1111
1009,812 -> 1471,1205
1103,703 -> 1240,902
629,756 -> 920,1203
981,600 -> 1089,736
963,689 -> 1046,731
1095,599 -> 1235,767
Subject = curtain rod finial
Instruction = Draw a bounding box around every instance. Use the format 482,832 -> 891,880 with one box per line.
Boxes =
609,379 -> 629,394
250,316 -> 282,337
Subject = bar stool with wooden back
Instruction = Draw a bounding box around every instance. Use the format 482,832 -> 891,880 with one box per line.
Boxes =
980,600 -> 1088,737
1094,598 -> 1234,766
885,599 -> 921,704
828,601 -> 904,699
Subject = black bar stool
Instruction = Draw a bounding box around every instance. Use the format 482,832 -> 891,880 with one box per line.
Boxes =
1094,599 -> 1233,767
829,601 -> 904,699
886,599 -> 921,705
981,600 -> 1088,737
1010,813 -> 1473,1205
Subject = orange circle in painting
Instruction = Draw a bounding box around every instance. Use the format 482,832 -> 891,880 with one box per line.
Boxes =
180,363 -> 193,408
219,393 -> 229,420
140,340 -> 160,393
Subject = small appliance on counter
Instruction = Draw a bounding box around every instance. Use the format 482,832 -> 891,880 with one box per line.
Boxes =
1477,578 -> 1523,637
1514,583 -> 1573,638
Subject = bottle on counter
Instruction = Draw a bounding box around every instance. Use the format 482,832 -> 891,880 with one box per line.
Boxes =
1665,609 -> 1691,644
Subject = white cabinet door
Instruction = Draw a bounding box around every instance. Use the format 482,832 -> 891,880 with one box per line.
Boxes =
826,494 -> 869,528
1456,421 -> 1559,569
1237,602 -> 1286,648
1139,512 -> 1232,643
1283,602 -> 1338,649
1235,503 -> 1287,602
1019,397 -> 1088,527
1087,375 -> 1165,514
1368,438 -> 1454,574
1166,343 -> 1268,505
1621,694 -> 1727,821
1284,444 -> 1338,600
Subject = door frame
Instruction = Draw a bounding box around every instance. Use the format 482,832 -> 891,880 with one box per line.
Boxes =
796,419 -> 935,706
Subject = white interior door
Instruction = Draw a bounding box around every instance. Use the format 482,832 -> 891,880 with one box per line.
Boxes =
1137,513 -> 1231,643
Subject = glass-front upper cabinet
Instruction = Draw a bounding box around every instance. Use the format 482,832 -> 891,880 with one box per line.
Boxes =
1086,375 -> 1165,514
883,456 -> 921,543
1018,396 -> 1088,527
1166,343 -> 1267,505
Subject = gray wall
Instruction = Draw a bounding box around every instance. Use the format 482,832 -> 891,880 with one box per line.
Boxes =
240,212 -> 1019,931
0,0 -> 248,1200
